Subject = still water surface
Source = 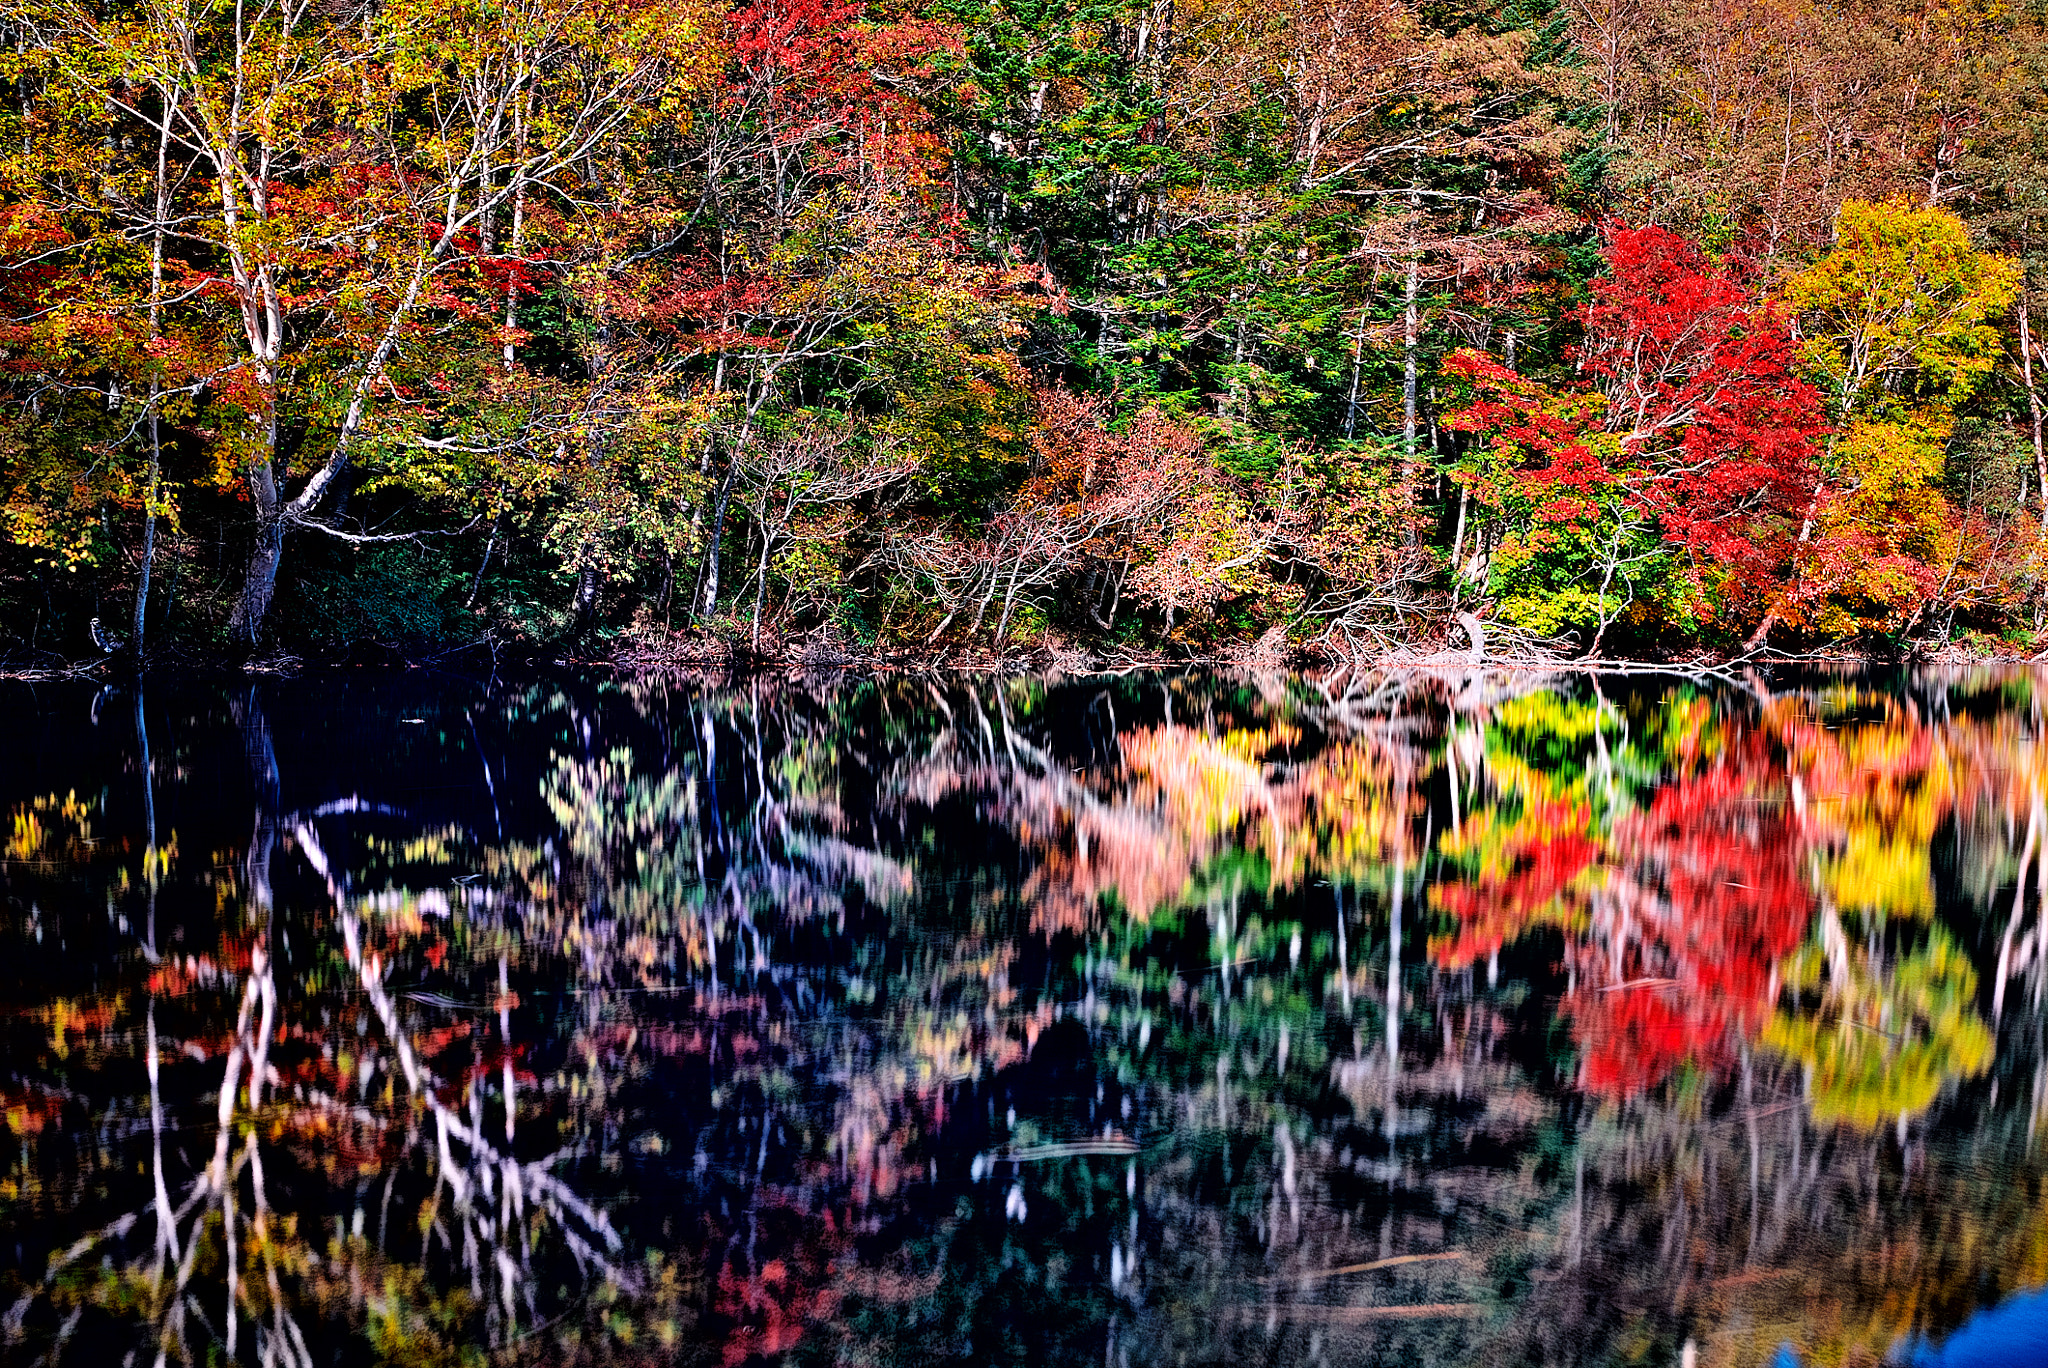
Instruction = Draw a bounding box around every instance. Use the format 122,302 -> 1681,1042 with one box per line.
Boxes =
2,667 -> 2046,1367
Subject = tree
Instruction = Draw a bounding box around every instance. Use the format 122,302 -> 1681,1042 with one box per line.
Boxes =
3,0 -> 714,643
1571,0 -> 1983,254
1759,199 -> 2021,640
1444,225 -> 1823,648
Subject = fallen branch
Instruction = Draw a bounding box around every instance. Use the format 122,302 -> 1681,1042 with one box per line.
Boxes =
1258,1251 -> 1467,1283
1234,1302 -> 1488,1321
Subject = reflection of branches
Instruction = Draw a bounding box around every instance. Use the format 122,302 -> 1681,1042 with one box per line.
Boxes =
296,822 -> 625,1299
20,937 -> 313,1367
20,668 -> 2048,1368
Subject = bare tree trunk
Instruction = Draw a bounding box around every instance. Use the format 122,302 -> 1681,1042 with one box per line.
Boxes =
2020,293 -> 2047,532
1745,607 -> 1781,653
1344,273 -> 1370,441
1402,182 -> 1421,463
968,549 -> 1005,636
1747,481 -> 1828,650
698,460 -> 740,619
468,515 -> 501,609
994,555 -> 1028,643
1448,481 -> 1469,609
750,518 -> 774,650
504,95 -> 530,373
221,152 -> 289,648
229,453 -> 285,646
1458,611 -> 1486,665
1400,178 -> 1422,549
570,559 -> 601,630
135,88 -> 175,654
137,420 -> 161,648
231,245 -> 443,642
1587,520 -> 1627,656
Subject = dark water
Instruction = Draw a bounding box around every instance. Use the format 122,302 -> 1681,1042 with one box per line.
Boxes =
2,667 -> 2046,1368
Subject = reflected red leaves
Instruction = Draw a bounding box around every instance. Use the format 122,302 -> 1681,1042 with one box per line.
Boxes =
712,1208 -> 848,1368
1567,760 -> 1812,1097
0,1081 -> 67,1136
1428,688 -> 2024,1115
1495,744 -> 1807,1095
1431,798 -> 1598,971
145,960 -> 208,997
10,677 -> 2033,1365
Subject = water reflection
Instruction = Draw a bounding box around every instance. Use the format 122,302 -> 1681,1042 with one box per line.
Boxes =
1902,1287 -> 2048,1367
1,667 -> 2045,1366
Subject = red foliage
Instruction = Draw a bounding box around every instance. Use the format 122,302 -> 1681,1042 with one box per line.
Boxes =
1569,748 -> 1812,1097
1579,225 -> 1825,583
1445,225 -> 1827,614
1430,797 -> 1599,969
1442,350 -> 1612,512
732,0 -> 864,87
723,0 -> 959,185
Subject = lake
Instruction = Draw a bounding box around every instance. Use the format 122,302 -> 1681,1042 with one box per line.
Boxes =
1,666 -> 2044,1367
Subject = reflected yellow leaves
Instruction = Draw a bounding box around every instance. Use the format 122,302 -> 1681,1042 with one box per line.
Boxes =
1422,679 -> 2034,1131
1774,690 -> 1955,924
10,673 -> 2048,1368
7,790 -> 105,869
1762,917 -> 1994,1128
1762,690 -> 2010,1128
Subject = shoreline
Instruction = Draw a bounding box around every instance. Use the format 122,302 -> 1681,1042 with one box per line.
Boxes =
3,626 -> 2041,684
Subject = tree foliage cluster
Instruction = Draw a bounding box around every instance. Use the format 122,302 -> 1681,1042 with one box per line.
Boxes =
3,0 -> 2048,659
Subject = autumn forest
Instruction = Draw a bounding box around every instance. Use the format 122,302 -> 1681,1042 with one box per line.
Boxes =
1,0 -> 2045,663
